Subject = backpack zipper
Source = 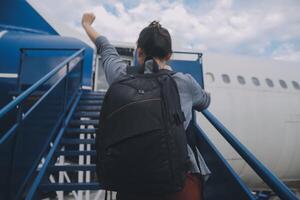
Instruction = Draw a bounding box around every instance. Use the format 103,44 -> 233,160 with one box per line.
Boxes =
106,98 -> 161,119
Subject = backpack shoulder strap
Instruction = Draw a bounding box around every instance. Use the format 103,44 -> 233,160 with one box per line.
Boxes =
159,69 -> 177,76
126,66 -> 141,75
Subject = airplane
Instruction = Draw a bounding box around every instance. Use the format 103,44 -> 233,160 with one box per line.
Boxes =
199,52 -> 300,192
1,0 -> 299,199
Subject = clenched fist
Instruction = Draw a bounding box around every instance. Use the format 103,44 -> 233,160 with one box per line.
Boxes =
82,13 -> 95,28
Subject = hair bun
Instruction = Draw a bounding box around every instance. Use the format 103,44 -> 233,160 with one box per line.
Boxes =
149,21 -> 162,29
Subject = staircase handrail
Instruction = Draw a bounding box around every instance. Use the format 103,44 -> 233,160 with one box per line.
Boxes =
200,109 -> 299,200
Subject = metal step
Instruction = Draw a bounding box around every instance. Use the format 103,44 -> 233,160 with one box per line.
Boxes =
82,91 -> 105,96
80,96 -> 104,101
61,138 -> 95,145
55,150 -> 96,156
48,164 -> 96,172
69,120 -> 99,127
76,105 -> 101,111
39,182 -> 102,191
74,111 -> 100,118
79,100 -> 103,105
81,92 -> 105,99
65,128 -> 97,135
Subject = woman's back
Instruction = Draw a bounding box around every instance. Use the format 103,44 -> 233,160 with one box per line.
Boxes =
82,15 -> 210,199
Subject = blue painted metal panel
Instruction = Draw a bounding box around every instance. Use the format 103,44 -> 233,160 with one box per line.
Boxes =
0,0 -> 57,35
0,0 -> 93,87
0,136 -> 14,200
169,59 -> 204,87
0,32 -> 93,113
81,47 -> 94,86
0,32 -> 93,81
19,49 -> 75,90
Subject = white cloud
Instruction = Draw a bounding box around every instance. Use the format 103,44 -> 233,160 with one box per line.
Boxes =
35,0 -> 300,62
272,43 -> 300,62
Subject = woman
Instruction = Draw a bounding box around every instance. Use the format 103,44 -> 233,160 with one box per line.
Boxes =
82,13 -> 211,200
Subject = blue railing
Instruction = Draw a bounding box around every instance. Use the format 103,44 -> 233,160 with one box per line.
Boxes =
25,89 -> 83,200
195,109 -> 299,200
0,48 -> 85,200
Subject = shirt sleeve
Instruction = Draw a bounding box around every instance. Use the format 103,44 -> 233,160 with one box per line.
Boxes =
95,36 -> 127,85
186,74 -> 211,111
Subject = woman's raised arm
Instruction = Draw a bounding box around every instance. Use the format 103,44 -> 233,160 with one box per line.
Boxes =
82,13 -> 100,43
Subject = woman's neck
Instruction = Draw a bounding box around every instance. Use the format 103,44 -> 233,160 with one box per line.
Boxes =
153,58 -> 168,69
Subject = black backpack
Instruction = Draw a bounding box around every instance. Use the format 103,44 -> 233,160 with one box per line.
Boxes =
96,61 -> 189,194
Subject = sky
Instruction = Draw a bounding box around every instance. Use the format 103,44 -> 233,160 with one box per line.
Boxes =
37,0 -> 300,63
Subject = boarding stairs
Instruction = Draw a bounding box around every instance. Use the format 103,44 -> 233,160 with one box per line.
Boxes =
0,48 -> 299,200
38,91 -> 103,198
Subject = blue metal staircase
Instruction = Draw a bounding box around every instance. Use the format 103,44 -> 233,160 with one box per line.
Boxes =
35,91 -> 103,195
0,48 -> 299,200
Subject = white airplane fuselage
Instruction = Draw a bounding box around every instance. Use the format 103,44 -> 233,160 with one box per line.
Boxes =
197,53 -> 300,190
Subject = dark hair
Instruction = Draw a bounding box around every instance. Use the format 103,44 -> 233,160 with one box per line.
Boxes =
137,21 -> 172,60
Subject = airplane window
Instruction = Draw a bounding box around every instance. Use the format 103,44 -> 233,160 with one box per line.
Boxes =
252,77 -> 260,86
205,72 -> 215,82
292,81 -> 300,90
222,74 -> 230,84
279,80 -> 288,89
265,78 -> 274,87
237,76 -> 246,85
